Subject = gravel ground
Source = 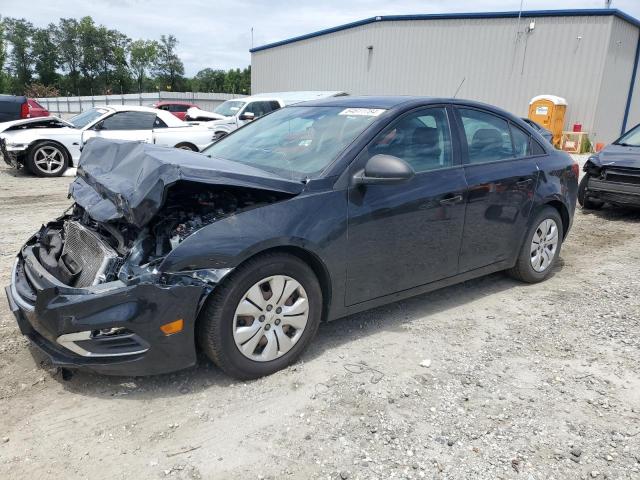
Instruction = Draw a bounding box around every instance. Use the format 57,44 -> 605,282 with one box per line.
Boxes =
0,158 -> 638,480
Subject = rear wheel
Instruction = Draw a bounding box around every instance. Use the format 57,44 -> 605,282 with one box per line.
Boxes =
507,206 -> 563,283
26,142 -> 69,177
578,174 -> 604,210
198,253 -> 322,380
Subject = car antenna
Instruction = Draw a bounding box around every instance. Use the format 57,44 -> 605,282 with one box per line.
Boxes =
453,77 -> 466,98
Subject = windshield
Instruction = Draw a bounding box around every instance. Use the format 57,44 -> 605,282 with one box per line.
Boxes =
202,106 -> 384,180
615,124 -> 640,146
213,100 -> 246,117
69,108 -> 108,128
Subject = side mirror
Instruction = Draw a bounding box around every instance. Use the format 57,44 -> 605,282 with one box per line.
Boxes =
239,112 -> 255,121
93,122 -> 105,131
354,154 -> 415,185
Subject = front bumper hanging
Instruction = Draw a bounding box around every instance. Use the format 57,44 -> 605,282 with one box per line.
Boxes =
5,247 -> 211,376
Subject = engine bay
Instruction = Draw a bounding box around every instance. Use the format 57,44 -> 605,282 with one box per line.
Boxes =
32,182 -> 287,287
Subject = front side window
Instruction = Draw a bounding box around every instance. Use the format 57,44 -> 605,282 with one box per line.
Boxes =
170,104 -> 189,112
99,111 -> 157,130
245,102 -> 272,118
366,107 -> 453,173
213,100 -> 245,117
202,106 -> 382,179
459,108 -> 514,164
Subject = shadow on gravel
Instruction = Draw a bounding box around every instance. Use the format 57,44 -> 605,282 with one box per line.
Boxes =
579,205 -> 640,223
37,261 -> 564,398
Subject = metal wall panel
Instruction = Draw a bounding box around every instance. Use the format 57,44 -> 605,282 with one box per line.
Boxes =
252,15 -> 637,143
624,40 -> 640,133
593,17 -> 639,142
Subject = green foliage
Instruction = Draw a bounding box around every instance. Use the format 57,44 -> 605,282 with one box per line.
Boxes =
3,17 -> 34,93
0,15 -> 250,96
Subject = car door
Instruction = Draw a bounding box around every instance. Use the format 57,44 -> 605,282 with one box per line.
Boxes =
82,111 -> 156,145
454,107 -> 540,272
346,106 -> 468,306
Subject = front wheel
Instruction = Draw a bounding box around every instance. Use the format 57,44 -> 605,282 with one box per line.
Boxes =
507,207 -> 563,283
198,253 -> 323,380
26,142 -> 69,177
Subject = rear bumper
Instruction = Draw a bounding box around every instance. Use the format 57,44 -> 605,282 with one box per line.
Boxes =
587,177 -> 640,206
5,248 -> 208,376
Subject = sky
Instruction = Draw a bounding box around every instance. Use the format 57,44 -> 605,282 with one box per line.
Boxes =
2,0 -> 640,75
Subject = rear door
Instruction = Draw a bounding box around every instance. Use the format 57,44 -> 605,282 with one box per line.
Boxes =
346,105 -> 468,305
82,111 -> 156,145
454,107 -> 540,272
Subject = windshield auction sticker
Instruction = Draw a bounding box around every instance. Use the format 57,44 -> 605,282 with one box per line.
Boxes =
339,108 -> 386,117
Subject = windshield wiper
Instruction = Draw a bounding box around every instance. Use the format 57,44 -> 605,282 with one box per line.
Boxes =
615,142 -> 639,147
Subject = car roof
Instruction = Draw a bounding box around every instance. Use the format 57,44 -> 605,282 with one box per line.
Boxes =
293,95 -> 521,117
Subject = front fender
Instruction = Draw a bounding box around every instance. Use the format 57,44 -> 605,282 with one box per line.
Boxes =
159,189 -> 348,274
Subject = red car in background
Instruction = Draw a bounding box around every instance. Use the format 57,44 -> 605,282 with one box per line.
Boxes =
27,99 -> 50,117
152,101 -> 198,121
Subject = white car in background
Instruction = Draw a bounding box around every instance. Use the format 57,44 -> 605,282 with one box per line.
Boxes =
186,91 -> 347,140
0,105 -> 217,176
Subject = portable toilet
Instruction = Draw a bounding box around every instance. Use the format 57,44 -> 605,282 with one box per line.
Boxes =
528,95 -> 567,148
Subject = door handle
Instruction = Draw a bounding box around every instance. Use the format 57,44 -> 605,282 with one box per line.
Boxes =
439,194 -> 463,206
516,178 -> 533,187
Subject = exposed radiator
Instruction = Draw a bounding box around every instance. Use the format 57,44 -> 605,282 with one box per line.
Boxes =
61,221 -> 118,287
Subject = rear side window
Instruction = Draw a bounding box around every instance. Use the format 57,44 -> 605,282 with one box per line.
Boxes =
510,124 -> 531,157
459,108 -> 514,164
100,111 -> 157,130
170,104 -> 189,112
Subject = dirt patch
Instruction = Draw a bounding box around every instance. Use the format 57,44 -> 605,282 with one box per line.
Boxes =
0,163 -> 638,480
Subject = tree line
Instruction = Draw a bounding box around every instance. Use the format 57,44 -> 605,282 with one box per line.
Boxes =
0,16 -> 251,97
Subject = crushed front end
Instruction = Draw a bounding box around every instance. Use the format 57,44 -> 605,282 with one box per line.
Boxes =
583,154 -> 640,207
5,138 -> 300,376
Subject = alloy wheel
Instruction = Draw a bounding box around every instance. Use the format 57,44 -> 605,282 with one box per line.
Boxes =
530,218 -> 559,272
33,146 -> 65,174
232,275 -> 309,362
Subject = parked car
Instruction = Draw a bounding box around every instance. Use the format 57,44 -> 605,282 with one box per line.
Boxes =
151,101 -> 198,121
0,105 -> 216,176
0,95 -> 30,122
0,96 -> 50,123
579,123 -> 640,209
522,118 -> 552,144
186,91 -> 346,140
5,96 -> 578,379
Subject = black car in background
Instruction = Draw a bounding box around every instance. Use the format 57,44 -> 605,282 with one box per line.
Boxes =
579,123 -> 640,209
521,117 -> 553,144
5,97 -> 578,379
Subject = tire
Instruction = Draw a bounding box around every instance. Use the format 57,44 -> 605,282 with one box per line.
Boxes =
578,174 -> 604,210
198,253 -> 323,380
175,142 -> 198,151
26,141 -> 69,177
507,206 -> 564,283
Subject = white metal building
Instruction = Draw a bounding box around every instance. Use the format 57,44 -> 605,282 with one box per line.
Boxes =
251,9 -> 640,144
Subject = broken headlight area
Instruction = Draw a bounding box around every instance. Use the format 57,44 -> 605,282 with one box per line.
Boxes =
31,182 -> 285,289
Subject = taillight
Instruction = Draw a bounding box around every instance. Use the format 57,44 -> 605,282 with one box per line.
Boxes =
571,160 -> 580,179
20,102 -> 29,119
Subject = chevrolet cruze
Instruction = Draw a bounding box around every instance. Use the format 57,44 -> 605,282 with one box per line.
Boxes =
5,97 -> 578,379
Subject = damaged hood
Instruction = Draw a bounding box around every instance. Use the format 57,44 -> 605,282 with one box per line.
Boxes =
69,138 -> 304,228
0,116 -> 74,133
594,144 -> 640,169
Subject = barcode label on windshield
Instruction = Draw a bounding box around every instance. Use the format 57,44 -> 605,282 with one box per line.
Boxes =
339,108 -> 385,117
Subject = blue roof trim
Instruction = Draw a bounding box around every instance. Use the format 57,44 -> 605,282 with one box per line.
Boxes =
250,8 -> 640,53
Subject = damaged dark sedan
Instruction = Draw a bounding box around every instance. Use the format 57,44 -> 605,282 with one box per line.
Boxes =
5,97 -> 578,379
579,123 -> 640,209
